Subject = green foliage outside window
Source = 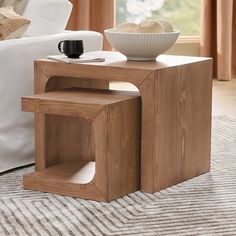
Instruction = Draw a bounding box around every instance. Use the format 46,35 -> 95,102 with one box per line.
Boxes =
116,0 -> 201,36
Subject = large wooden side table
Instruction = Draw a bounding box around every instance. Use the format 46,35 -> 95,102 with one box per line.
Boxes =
28,51 -> 212,193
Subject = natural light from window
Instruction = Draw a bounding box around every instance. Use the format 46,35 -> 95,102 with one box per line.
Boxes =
116,0 -> 201,36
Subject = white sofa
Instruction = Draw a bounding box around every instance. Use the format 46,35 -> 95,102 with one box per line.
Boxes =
0,1 -> 103,172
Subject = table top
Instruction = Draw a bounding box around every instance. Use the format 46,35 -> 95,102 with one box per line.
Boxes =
39,51 -> 212,72
24,88 -> 140,106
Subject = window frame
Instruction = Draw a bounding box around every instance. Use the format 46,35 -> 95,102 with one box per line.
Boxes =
177,36 -> 200,44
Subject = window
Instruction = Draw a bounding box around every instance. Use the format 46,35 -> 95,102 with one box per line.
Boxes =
116,0 -> 201,36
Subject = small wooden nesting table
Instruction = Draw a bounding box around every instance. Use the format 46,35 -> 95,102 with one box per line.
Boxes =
24,51 -> 213,194
22,88 -> 141,202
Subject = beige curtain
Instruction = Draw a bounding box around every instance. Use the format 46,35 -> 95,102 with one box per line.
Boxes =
201,0 -> 236,80
67,0 -> 115,50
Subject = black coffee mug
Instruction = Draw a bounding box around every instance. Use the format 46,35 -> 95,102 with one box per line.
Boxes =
58,40 -> 84,58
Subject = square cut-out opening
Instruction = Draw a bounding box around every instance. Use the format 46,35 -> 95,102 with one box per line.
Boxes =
37,114 -> 96,185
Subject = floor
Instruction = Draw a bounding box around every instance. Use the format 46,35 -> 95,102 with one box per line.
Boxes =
213,79 -> 236,117
110,79 -> 236,117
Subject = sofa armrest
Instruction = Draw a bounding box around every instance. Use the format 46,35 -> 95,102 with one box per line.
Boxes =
0,31 -> 103,55
0,31 -> 103,173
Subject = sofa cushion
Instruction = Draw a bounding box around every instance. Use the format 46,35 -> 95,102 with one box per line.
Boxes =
23,0 -> 72,36
0,6 -> 30,40
0,0 -> 29,15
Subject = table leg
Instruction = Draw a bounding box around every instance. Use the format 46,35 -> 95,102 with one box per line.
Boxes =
139,61 -> 212,193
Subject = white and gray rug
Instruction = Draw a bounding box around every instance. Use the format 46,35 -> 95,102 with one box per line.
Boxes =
1,115 -> 236,236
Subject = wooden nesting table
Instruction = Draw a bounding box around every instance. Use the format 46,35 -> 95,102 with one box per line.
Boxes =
22,88 -> 141,201
23,51 -> 212,194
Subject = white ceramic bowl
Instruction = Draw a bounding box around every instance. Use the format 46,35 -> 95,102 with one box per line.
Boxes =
104,29 -> 180,61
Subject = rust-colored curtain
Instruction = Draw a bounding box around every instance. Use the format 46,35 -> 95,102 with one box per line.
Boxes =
67,0 -> 115,50
201,0 -> 236,80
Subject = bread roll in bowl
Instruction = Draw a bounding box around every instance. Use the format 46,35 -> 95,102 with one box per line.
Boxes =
136,20 -> 163,33
115,22 -> 138,33
157,19 -> 174,32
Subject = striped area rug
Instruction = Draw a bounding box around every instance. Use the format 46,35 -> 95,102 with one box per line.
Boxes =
1,115 -> 236,236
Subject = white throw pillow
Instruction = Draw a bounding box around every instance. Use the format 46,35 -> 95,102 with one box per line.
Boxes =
23,0 -> 72,36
